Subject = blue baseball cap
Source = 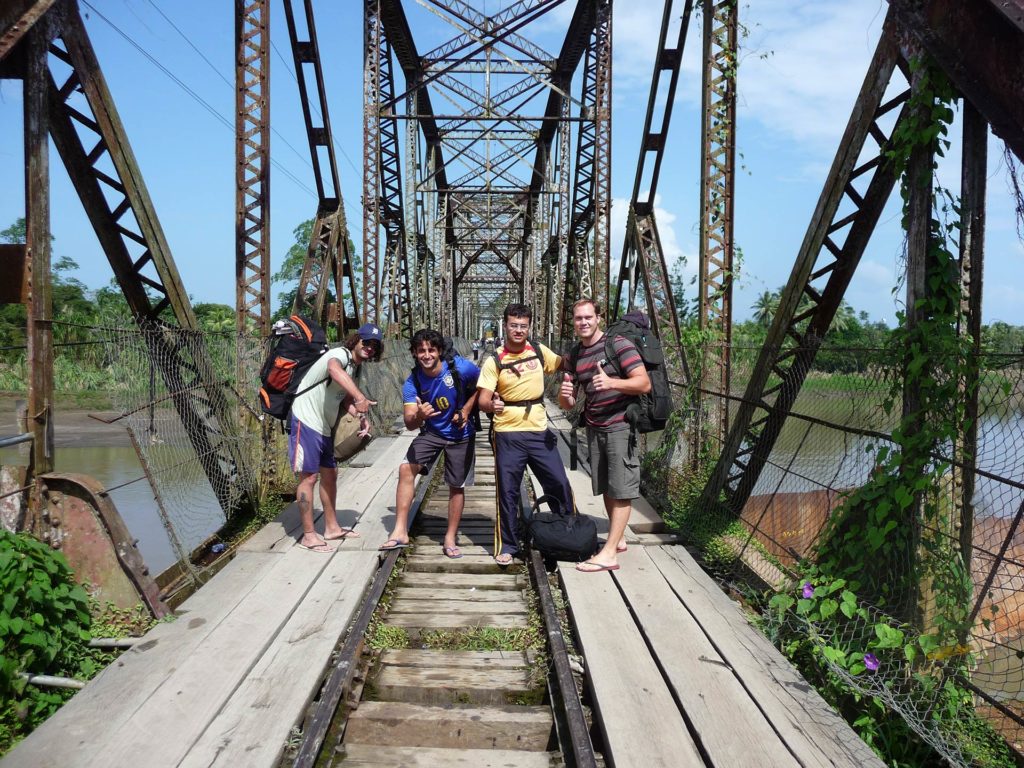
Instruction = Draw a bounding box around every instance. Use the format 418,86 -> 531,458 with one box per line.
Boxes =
357,323 -> 383,342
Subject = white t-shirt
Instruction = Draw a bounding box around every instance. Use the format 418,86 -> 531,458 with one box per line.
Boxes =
290,347 -> 355,435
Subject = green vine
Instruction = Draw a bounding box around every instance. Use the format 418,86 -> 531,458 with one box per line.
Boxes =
764,58 -> 1011,766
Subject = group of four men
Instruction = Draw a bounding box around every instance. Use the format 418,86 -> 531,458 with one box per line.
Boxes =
288,300 -> 651,573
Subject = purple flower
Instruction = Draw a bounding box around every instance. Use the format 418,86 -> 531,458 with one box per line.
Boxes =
802,582 -> 815,599
864,653 -> 880,672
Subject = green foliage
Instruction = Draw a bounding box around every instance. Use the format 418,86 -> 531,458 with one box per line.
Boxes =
759,56 -> 1013,768
0,531 -> 93,753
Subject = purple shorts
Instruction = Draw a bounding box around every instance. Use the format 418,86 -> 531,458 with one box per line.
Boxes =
289,415 -> 337,474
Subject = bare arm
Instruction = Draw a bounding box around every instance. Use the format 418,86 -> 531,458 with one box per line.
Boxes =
591,364 -> 651,395
328,358 -> 375,414
403,398 -> 438,431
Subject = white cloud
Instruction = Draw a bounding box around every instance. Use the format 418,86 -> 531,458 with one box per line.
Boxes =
609,193 -> 698,300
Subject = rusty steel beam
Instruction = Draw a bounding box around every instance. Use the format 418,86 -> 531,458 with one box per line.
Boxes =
696,0 -> 738,451
234,0 -> 270,338
25,15 -> 54,513
615,0 -> 694,397
888,0 -> 1024,162
562,0 -> 611,337
701,18 -> 906,515
46,3 -> 252,514
284,0 -> 359,333
0,0 -> 58,62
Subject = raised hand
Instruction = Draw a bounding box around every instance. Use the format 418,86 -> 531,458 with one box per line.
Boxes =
560,372 -> 576,405
592,369 -> 615,392
415,396 -> 438,420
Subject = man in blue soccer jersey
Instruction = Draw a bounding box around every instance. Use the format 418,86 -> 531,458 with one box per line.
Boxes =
379,328 -> 480,558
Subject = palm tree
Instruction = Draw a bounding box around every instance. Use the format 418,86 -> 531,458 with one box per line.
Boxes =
751,290 -> 779,328
829,300 -> 856,333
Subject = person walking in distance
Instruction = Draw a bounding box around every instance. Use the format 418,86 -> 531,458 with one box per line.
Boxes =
477,303 -> 574,565
289,323 -> 383,552
380,329 -> 480,557
559,300 -> 650,572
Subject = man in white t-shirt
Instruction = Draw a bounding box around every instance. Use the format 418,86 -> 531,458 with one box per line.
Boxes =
289,323 -> 382,552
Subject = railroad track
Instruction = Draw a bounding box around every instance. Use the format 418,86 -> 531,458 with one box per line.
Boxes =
291,430 -> 598,768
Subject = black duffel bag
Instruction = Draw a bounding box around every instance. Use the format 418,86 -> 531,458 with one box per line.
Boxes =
523,494 -> 598,562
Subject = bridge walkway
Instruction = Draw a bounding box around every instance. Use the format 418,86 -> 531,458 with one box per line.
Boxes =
2,415 -> 882,767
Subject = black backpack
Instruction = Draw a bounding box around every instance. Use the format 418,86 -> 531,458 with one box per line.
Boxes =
258,314 -> 329,422
411,337 -> 481,433
571,311 -> 672,433
523,494 -> 598,563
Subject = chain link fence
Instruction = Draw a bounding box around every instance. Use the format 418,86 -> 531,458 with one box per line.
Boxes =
641,340 -> 1024,764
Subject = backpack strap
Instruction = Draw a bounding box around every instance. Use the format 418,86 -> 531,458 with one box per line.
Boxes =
601,334 -> 626,378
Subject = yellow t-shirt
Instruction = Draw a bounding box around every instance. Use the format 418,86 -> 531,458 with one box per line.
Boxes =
477,342 -> 561,432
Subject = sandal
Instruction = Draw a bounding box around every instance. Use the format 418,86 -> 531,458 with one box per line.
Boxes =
494,553 -> 513,566
443,545 -> 463,559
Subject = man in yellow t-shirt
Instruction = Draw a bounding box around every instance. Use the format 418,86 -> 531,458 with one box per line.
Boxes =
478,303 -> 574,565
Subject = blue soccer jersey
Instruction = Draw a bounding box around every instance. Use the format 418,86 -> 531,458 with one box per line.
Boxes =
402,357 -> 479,440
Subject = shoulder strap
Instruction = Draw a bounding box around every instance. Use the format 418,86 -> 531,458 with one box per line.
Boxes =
568,341 -> 582,374
603,334 -> 624,377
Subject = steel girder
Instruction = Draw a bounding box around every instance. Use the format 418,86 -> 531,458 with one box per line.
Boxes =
886,0 -> 1024,164
360,0 -> 607,337
234,0 -> 270,338
696,0 -> 738,450
365,0 -> 412,337
615,0 -> 694,396
700,17 -> 909,516
562,0 -> 611,337
0,0 -> 59,61
33,1 -> 252,513
284,0 -> 359,335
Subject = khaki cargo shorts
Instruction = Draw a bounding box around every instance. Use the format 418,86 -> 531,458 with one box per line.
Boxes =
586,426 -> 640,499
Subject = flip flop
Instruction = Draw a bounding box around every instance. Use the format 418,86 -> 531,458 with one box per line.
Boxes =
378,539 -> 410,551
442,545 -> 463,559
298,540 -> 333,553
494,553 -> 513,566
576,561 -> 620,573
325,528 -> 360,540
616,543 -> 628,553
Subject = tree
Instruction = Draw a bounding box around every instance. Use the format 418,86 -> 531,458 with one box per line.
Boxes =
272,219 -> 360,325
751,289 -> 778,328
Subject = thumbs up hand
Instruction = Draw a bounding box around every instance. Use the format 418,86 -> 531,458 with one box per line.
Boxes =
491,394 -> 504,415
560,373 -> 576,406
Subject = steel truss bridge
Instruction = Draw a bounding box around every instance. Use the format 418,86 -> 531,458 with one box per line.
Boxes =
3,0 -> 1024,596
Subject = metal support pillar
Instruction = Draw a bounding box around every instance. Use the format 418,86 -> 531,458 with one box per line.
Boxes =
234,0 -> 270,338
700,17 -> 907,516
697,0 -> 738,451
25,15 -> 54,527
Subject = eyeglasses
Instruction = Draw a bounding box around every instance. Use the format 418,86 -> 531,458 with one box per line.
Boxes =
507,323 -> 530,331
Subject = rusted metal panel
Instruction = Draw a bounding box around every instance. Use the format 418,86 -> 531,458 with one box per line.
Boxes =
25,15 -> 54,490
889,0 -> 1024,162
235,0 -> 270,338
0,244 -> 29,303
0,0 -> 58,62
702,17 -> 906,515
39,472 -> 169,617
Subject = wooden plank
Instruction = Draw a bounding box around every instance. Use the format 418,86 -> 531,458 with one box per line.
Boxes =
399,572 -> 524,590
560,563 -> 704,768
179,550 -> 380,768
374,665 -> 539,705
615,550 -> 799,767
381,649 -> 534,669
347,435 -> 398,466
1,552 -> 281,768
405,554 -> 521,574
348,435 -> 417,551
85,546 -> 337,768
651,546 -> 884,767
386,613 -> 528,629
393,587 -> 522,602
340,744 -> 555,767
344,702 -> 552,751
389,598 -> 527,615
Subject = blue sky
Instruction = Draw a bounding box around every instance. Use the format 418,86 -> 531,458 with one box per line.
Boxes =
1,0 -> 1021,325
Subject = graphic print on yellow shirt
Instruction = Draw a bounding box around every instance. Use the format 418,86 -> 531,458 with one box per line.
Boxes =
477,342 -> 561,432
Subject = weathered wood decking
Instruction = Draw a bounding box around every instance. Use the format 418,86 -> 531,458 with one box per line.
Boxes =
4,414 -> 883,768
